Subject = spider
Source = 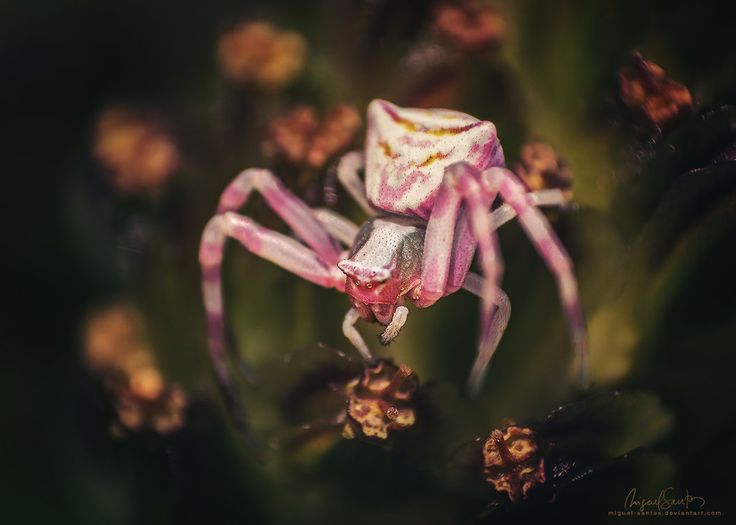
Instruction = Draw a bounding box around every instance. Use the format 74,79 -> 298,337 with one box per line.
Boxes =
199,99 -> 588,399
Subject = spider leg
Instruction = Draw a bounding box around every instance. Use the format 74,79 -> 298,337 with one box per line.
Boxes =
217,168 -> 342,264
417,163 -> 506,394
447,198 -> 568,390
200,212 -> 345,379
490,189 -> 570,230
335,151 -> 375,215
445,189 -> 570,294
451,165 -> 512,394
312,207 -> 360,246
461,272 -> 512,394
200,169 -> 345,401
479,166 -> 589,387
200,212 -> 345,439
415,164 -> 470,308
342,307 -> 374,361
445,208 -> 476,294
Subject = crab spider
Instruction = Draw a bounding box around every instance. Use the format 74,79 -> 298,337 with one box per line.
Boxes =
200,100 -> 588,400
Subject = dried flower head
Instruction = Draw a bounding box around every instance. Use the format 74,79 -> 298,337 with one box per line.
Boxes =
84,304 -> 139,370
266,105 -> 362,169
217,21 -> 307,89
431,1 -> 505,53
515,141 -> 573,200
342,360 -> 419,441
114,382 -> 188,434
618,52 -> 693,128
482,425 -> 546,502
84,304 -> 187,434
93,107 -> 180,194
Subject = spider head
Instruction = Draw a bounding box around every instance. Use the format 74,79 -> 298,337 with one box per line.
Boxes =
338,218 -> 424,314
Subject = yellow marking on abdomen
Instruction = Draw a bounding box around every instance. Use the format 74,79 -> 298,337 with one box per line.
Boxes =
379,140 -> 400,158
417,151 -> 450,167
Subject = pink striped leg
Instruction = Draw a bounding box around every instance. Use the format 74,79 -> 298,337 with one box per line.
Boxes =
416,163 -> 508,394
218,168 -> 342,264
200,212 -> 345,389
444,190 -> 571,379
445,189 -> 570,294
480,166 -> 589,387
452,166 -> 513,394
335,151 -> 375,215
415,164 -> 468,308
445,210 -> 476,295
201,169 -> 343,389
461,272 -> 511,393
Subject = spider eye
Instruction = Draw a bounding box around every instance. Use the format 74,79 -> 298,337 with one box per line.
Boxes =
366,283 -> 373,289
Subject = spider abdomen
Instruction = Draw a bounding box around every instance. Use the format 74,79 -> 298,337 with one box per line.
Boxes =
364,99 -> 505,219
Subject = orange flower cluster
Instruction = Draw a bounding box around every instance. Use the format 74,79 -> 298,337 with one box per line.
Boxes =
515,141 -> 573,200
93,107 -> 180,194
342,360 -> 419,442
84,304 -> 187,434
217,22 -> 307,89
266,105 -> 362,169
482,424 -> 546,502
431,1 -> 505,53
619,52 -> 693,128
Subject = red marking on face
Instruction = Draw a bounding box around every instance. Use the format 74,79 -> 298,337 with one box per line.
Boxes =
344,275 -> 403,306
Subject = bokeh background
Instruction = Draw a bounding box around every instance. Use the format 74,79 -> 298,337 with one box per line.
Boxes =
3,0 -> 736,523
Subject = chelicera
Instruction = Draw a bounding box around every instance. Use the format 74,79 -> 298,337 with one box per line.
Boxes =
200,99 -> 588,398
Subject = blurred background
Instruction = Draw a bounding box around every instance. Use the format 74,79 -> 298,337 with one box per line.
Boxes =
2,0 -> 736,523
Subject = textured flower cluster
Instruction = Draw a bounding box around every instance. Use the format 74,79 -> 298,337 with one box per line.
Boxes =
619,52 -> 693,128
84,304 -> 187,434
341,360 -> 420,442
515,141 -> 573,200
93,107 -> 180,194
431,1 -> 506,53
217,22 -> 307,90
265,105 -> 362,169
482,425 -> 546,502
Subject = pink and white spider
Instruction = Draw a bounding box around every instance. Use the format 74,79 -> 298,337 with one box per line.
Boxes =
199,99 -> 588,400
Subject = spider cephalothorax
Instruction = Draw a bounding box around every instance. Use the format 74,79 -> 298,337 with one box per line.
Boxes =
200,99 -> 588,403
338,217 -> 425,343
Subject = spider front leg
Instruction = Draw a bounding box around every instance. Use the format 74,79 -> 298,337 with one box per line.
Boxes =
200,168 -> 345,393
478,166 -> 589,387
418,163 -> 588,393
445,189 -> 571,295
342,307 -> 373,361
416,163 -> 509,394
